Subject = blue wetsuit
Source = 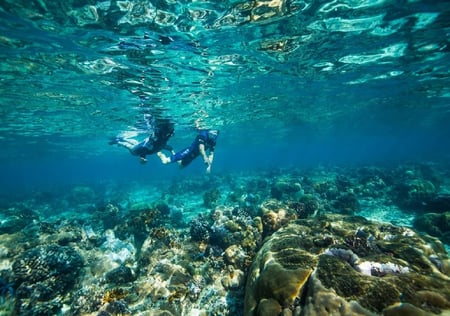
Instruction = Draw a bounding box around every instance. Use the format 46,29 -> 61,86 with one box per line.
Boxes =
170,130 -> 218,167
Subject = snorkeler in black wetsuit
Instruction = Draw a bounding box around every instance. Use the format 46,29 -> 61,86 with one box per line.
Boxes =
110,119 -> 175,164
158,129 -> 219,173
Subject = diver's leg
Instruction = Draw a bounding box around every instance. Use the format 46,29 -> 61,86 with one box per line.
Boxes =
157,151 -> 171,164
158,147 -> 190,164
156,146 -> 175,164
117,139 -> 138,151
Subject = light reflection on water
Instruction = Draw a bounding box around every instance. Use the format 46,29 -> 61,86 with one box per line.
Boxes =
0,0 -> 448,158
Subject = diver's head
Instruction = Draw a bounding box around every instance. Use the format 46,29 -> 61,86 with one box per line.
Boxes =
208,129 -> 219,139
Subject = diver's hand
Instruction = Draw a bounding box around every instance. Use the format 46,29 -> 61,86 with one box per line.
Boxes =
140,157 -> 147,164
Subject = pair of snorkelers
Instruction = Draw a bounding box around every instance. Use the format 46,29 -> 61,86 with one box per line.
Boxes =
109,116 -> 219,174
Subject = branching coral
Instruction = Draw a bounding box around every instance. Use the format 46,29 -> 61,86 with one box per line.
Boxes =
189,216 -> 211,242
12,244 -> 83,315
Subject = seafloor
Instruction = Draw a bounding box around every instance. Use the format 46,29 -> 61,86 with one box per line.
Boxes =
0,162 -> 449,316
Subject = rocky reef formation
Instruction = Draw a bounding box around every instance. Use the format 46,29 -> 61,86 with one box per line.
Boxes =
0,162 -> 449,315
413,212 -> 450,245
244,214 -> 450,315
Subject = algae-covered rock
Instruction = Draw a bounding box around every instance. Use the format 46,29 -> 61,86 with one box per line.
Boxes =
424,193 -> 450,213
105,265 -> 136,284
393,178 -> 437,210
332,192 -> 361,214
270,180 -> 301,200
221,266 -> 245,290
413,212 -> 450,244
244,214 -> 450,316
260,200 -> 297,237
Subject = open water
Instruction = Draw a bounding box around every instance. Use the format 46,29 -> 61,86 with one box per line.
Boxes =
1,0 -> 449,193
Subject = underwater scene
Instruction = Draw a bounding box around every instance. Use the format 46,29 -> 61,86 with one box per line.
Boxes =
1,0 -> 450,315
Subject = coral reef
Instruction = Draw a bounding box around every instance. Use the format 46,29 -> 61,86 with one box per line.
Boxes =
331,192 -> 361,214
105,265 -> 136,285
203,188 -> 221,208
12,244 -> 83,315
190,215 -> 211,242
0,207 -> 39,235
70,285 -> 104,315
1,162 -> 449,315
291,194 -> 321,218
270,178 -> 302,200
424,193 -> 450,213
244,214 -> 450,315
393,178 -> 437,210
413,212 -> 450,244
259,199 -> 297,237
114,206 -> 165,247
244,224 -> 317,315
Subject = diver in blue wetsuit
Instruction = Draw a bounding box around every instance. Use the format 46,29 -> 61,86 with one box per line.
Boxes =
110,119 -> 174,164
158,129 -> 219,173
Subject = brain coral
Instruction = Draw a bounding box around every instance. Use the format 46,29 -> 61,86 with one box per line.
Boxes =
244,224 -> 318,315
244,214 -> 450,316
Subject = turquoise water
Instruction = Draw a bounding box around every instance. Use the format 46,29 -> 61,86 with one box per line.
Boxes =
1,1 -> 449,167
1,0 -> 449,193
1,1 -> 450,315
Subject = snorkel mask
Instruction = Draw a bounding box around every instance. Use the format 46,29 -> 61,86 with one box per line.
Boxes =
208,129 -> 219,140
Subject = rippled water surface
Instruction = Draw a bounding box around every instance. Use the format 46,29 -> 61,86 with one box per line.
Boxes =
1,0 -> 449,163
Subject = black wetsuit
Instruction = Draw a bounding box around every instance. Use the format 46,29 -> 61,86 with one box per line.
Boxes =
131,121 -> 174,158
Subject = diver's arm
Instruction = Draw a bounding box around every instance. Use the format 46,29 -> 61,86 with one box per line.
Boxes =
199,143 -> 212,173
199,144 -> 209,163
200,144 -> 215,173
206,150 -> 214,173
208,151 -> 214,165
